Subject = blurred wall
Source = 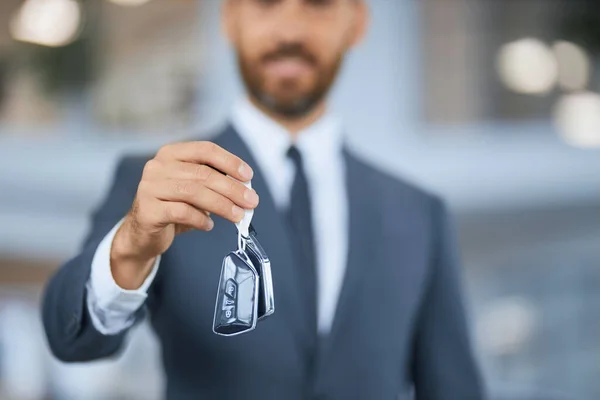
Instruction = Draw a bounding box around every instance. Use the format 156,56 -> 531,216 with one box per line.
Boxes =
2,0 -> 599,260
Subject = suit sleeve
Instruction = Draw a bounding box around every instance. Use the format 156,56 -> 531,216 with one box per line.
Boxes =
41,156 -> 146,362
412,197 -> 487,400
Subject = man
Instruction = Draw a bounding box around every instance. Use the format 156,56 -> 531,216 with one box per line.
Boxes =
43,0 -> 485,399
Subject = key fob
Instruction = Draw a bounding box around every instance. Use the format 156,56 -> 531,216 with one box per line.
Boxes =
212,250 -> 260,336
246,225 -> 275,320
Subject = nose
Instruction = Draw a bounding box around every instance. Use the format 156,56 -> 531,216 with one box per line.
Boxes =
273,0 -> 310,43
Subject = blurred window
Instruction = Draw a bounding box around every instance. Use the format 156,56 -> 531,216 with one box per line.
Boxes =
421,0 -> 600,125
0,0 -> 200,134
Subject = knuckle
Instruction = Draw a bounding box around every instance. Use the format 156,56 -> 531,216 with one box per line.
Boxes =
143,159 -> 159,177
226,179 -> 237,196
221,153 -> 234,170
194,165 -> 212,182
167,203 -> 190,223
205,141 -> 218,153
198,141 -> 213,155
173,180 -> 196,197
207,142 -> 224,162
157,143 -> 175,159
215,196 -> 232,216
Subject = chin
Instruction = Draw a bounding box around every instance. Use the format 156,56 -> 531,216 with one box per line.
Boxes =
269,84 -> 315,101
264,73 -> 314,90
270,92 -> 312,107
254,91 -> 314,118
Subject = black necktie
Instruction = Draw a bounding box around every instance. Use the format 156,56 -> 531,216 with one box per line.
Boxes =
286,146 -> 318,336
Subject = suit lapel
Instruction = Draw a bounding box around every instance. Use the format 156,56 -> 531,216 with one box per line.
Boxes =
213,126 -> 313,347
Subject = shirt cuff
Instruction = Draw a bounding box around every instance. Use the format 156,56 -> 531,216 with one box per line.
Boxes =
86,219 -> 161,335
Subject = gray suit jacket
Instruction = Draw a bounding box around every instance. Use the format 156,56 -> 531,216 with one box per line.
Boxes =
42,126 -> 485,400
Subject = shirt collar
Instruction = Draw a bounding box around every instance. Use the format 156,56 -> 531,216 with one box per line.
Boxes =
231,97 -> 292,170
230,96 -> 344,207
231,96 -> 343,162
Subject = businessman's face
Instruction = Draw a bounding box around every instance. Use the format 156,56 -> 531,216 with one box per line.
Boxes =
224,0 -> 367,118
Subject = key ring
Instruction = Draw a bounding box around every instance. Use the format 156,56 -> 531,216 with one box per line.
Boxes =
234,180 -> 254,253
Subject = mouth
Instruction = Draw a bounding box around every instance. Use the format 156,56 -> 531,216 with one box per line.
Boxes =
263,57 -> 314,80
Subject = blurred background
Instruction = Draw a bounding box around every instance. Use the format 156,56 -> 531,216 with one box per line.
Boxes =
0,0 -> 598,399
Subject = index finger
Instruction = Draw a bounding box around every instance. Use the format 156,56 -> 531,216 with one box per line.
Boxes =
156,141 -> 254,182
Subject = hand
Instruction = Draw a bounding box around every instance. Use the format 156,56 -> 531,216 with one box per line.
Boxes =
110,141 -> 259,289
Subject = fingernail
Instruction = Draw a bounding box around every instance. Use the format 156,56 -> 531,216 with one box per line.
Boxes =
232,205 -> 245,221
244,189 -> 259,205
239,163 -> 253,180
206,218 -> 214,231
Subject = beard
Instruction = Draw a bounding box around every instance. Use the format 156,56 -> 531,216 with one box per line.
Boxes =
238,42 -> 344,119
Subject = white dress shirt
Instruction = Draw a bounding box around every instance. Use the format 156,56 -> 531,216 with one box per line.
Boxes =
86,97 -> 349,335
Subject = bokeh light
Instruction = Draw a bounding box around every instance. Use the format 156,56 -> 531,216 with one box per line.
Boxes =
554,91 -> 600,148
9,0 -> 82,48
477,297 -> 537,356
552,41 -> 591,91
496,38 -> 558,95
